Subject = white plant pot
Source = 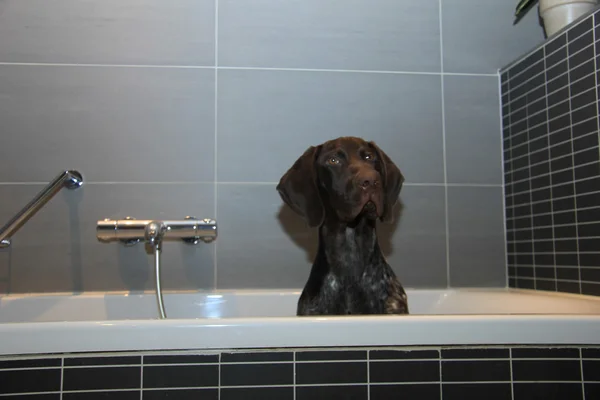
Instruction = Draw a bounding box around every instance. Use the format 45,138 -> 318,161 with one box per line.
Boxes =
540,0 -> 598,37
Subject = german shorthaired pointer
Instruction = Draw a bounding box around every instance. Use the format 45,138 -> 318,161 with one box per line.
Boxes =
277,136 -> 409,316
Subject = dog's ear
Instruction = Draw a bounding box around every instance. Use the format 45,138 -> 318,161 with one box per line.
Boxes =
277,145 -> 324,228
370,141 -> 404,223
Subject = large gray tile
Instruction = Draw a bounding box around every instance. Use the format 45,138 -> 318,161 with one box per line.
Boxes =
448,186 -> 506,287
442,0 -> 545,73
218,0 -> 440,72
0,0 -> 215,65
216,184 -> 447,289
378,185 -> 448,288
217,69 -> 444,184
0,183 -> 215,294
444,75 -> 502,184
0,65 -> 215,182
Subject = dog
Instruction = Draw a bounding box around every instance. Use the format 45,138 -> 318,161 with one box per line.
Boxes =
277,136 -> 409,316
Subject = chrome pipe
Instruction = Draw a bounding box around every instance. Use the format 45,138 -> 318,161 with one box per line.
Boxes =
0,170 -> 83,249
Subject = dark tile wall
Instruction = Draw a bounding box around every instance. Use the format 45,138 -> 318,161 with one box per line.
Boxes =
500,8 -> 600,297
1,346 -> 598,399
0,0 -> 544,294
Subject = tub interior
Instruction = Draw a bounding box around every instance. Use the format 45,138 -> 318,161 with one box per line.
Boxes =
1,288 -> 600,323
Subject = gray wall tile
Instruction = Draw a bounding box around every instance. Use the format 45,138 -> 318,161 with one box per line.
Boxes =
218,0 -> 440,72
444,75 -> 502,184
217,69 -> 443,184
0,0 -> 215,65
442,0 -> 545,74
0,183 -> 215,294
216,184 -> 447,289
0,65 -> 215,183
448,186 -> 506,287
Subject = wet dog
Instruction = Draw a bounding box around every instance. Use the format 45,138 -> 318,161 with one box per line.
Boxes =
277,136 -> 409,316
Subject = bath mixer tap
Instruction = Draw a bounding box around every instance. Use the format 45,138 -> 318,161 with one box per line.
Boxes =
96,216 -> 217,320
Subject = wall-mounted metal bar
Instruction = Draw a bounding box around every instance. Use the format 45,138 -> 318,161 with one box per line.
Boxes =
0,170 -> 83,249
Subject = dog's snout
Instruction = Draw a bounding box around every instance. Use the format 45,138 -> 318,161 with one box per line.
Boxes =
358,170 -> 379,189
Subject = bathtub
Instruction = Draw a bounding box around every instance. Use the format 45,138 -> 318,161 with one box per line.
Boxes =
0,287 -> 599,357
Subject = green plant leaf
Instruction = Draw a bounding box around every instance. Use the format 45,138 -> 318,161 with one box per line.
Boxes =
515,0 -> 537,16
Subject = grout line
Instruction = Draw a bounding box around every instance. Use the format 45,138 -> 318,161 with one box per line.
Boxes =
293,351 -> 297,400
439,0 -> 451,289
566,35 -> 584,296
367,350 -> 371,400
509,348 -> 515,400
0,181 -> 504,187
218,352 -> 222,399
438,348 -> 443,400
580,347 -> 586,400
140,355 -> 144,400
213,0 -> 219,291
60,357 -> 64,400
507,164 -> 599,192
499,71 -> 510,290
0,61 -> 497,77
525,68 -> 537,291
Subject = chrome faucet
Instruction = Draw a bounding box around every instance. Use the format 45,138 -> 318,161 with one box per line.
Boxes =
96,216 -> 217,319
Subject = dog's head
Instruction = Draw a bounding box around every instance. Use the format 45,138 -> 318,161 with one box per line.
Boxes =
277,136 -> 404,228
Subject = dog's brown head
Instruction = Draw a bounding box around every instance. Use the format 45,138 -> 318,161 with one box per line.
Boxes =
277,136 -> 404,228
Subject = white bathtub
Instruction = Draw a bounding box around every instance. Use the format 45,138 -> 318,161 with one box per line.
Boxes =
0,288 -> 599,356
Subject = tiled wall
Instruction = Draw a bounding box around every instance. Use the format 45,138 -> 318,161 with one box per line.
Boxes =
500,8 -> 600,297
1,346 -> 598,399
0,0 -> 543,294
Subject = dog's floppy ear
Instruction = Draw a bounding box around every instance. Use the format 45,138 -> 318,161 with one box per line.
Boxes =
277,145 -> 324,228
370,141 -> 404,223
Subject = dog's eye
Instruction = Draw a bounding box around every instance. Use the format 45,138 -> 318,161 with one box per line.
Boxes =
327,157 -> 340,165
363,153 -> 373,160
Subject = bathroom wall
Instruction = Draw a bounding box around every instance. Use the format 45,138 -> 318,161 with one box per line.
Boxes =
500,8 -> 600,296
0,0 -> 543,294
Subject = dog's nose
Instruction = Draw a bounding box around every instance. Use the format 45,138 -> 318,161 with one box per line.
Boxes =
358,171 -> 379,189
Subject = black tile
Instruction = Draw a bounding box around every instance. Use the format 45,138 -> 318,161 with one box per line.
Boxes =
578,222 -> 600,237
553,208 -> 575,225
0,368 -> 61,394
516,253 -> 534,266
143,389 -> 218,400
574,147 -> 599,166
575,162 -> 600,181
221,387 -> 293,400
586,383 -> 600,400
532,175 -> 551,191
512,359 -> 581,381
516,277 -> 535,289
442,383 -> 512,400
509,278 -> 517,287
548,46 -> 568,70
296,350 -> 366,361
582,267 -> 600,282
579,237 -> 600,252
569,43 -> 594,70
552,169 -> 574,186
370,349 -> 438,360
297,362 -> 366,384
568,15 -> 593,42
557,267 -> 580,281
554,239 -> 578,252
441,348 -> 508,359
554,224 -> 577,238
511,95 -> 528,113
571,72 -> 595,96
528,95 -> 547,116
3,395 -> 60,400
513,383 -> 582,400
572,117 -> 598,138
551,154 -> 573,173
143,365 -> 218,388
529,123 -> 549,142
370,384 -> 440,400
546,60 -> 567,81
576,176 -> 600,194
513,60 -> 545,89
0,359 -> 61,369
512,106 -> 527,123
569,30 -> 593,58
370,360 -> 439,383
582,282 -> 600,295
547,74 -> 569,98
143,354 -> 218,364
65,356 -> 140,367
535,253 -> 555,265
580,252 -> 600,267
534,267 -> 555,280
442,360 -> 510,382
583,359 -> 600,381
571,86 -> 596,110
549,114 -> 571,134
537,279 -> 557,291
221,363 -> 293,386
63,392 -> 140,400
572,104 -> 597,125
546,33 -> 567,55
557,280 -> 581,293
555,253 -> 578,266
516,267 -> 535,278
583,348 -> 600,358
296,385 -> 366,400
532,201 -> 552,216
512,347 -> 579,359
221,351 -> 293,363
535,239 -> 556,253
63,367 -> 139,391
549,127 -> 571,146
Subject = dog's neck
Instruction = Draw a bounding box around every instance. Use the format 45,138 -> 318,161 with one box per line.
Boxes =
318,214 -> 381,278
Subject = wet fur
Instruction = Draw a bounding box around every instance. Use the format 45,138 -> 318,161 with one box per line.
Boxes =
277,136 -> 409,316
